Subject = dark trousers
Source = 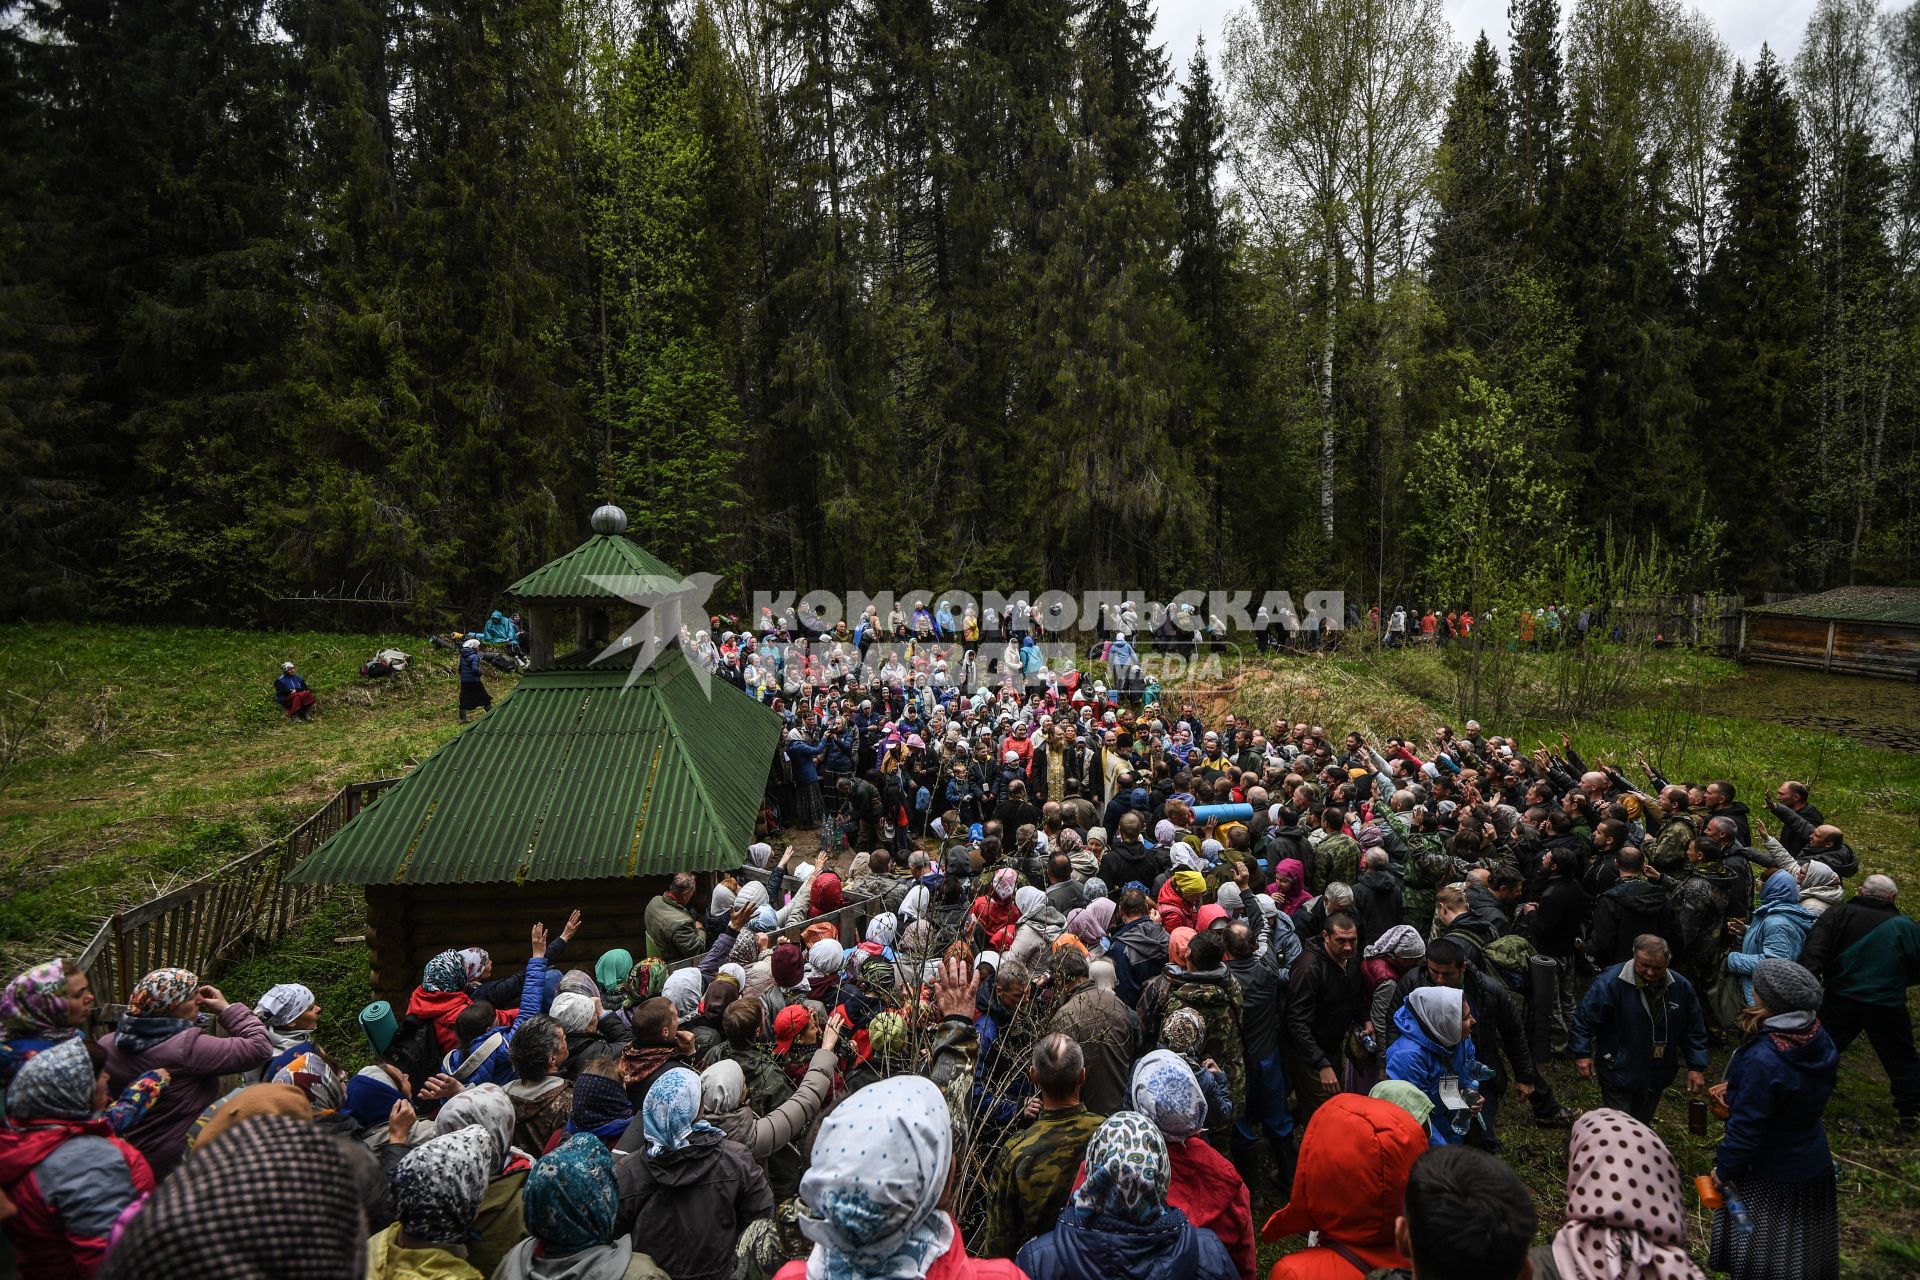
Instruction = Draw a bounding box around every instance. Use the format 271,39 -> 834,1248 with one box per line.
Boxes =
1599,1082 -> 1667,1126
1821,992 -> 1920,1118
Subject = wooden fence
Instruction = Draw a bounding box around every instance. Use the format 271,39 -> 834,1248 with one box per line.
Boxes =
73,778 -> 396,1006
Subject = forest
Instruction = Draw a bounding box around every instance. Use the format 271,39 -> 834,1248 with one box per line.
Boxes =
2,0 -> 1918,623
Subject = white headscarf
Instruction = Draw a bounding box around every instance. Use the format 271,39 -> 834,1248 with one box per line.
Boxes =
711,882 -> 738,916
747,842 -> 774,869
662,968 -> 704,1020
700,1059 -> 748,1114
432,1082 -> 516,1171
254,982 -> 315,1028
899,885 -> 930,922
797,1075 -> 955,1280
866,913 -> 899,949
807,939 -> 845,981
1405,985 -> 1468,1048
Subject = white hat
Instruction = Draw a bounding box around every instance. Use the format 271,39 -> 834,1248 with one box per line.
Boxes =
462,637 -> 480,651
281,662 -> 296,671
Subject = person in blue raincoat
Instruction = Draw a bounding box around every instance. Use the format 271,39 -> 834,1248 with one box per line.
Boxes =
1726,870 -> 1818,1005
1384,985 -> 1479,1145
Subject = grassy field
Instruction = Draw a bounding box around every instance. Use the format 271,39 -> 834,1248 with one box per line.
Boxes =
5,627 -> 1919,1271
0,624 -> 511,968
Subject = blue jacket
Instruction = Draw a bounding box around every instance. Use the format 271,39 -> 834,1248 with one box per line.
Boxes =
459,650 -> 484,682
820,730 -> 856,775
1715,1020 -> 1839,1184
1015,1203 -> 1237,1280
1571,962 -> 1708,1093
1384,1003 -> 1475,1145
786,739 -> 823,786
1726,875 -> 1816,1003
972,997 -> 1034,1126
443,954 -> 548,1086
273,673 -> 306,701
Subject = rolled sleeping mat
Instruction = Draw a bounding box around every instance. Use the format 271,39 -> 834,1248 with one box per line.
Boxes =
1192,803 -> 1255,824
359,1000 -> 398,1058
1526,953 -> 1558,1063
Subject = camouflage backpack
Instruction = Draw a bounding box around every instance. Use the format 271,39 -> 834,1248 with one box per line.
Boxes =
1163,972 -> 1246,1114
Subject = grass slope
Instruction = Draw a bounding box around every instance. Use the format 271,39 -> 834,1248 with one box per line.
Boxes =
0,624 -> 510,967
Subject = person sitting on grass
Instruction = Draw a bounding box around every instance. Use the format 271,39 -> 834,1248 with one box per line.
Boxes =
275,661 -> 315,720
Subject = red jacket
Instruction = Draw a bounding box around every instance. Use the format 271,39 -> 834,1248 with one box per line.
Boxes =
1262,1094 -> 1423,1280
405,986 -> 515,1054
1156,880 -> 1196,933
0,1119 -> 154,1280
971,895 -> 1021,951
775,1222 -> 1025,1280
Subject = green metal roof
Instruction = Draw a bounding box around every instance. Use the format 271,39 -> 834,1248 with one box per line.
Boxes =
505,534 -> 682,603
1744,587 -> 1920,627
289,643 -> 782,885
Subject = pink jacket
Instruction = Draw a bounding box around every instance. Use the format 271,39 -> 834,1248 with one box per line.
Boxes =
101,1003 -> 272,1182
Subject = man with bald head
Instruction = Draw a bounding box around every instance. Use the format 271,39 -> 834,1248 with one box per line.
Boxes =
1766,784 -> 1858,877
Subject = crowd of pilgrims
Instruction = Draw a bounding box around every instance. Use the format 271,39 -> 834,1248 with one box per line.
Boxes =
3,695 -> 1918,1280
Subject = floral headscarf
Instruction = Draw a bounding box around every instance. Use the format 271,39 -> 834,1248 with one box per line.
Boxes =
420,950 -> 466,994
0,959 -> 77,1040
272,1049 -> 345,1116
128,967 -> 198,1016
1130,1049 -> 1207,1141
1162,1007 -> 1206,1057
458,948 -> 490,982
1550,1109 -> 1704,1280
990,868 -> 1017,902
797,1075 -> 956,1280
525,1133 -> 620,1252
393,1124 -> 495,1245
641,1067 -> 721,1158
4,1035 -> 94,1121
622,956 -> 668,1009
1074,1111 -> 1169,1226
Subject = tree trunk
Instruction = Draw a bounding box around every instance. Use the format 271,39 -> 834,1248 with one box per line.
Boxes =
1319,225 -> 1338,541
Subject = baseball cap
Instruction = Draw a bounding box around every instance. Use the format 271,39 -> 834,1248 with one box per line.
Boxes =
773,1004 -> 811,1054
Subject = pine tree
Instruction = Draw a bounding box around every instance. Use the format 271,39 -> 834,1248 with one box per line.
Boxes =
1696,49 -> 1815,585
1166,37 -> 1251,578
1023,0 -> 1189,586
1507,0 -> 1566,258
582,25 -> 748,587
1430,33 -> 1514,348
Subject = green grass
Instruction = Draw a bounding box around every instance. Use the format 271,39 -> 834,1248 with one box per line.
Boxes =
0,624 -> 511,969
9,627 -> 1920,1266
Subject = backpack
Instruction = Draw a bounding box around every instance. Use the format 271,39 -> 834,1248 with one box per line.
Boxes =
384,1014 -> 441,1089
1482,933 -> 1539,997
1164,974 -> 1246,1114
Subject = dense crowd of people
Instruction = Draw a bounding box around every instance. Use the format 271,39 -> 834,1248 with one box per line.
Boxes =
4,695 -> 1918,1280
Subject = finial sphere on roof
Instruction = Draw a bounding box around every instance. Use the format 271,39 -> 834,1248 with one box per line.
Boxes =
590,503 -> 629,535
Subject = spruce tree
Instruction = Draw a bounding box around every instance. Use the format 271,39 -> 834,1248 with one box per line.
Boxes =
1696,49 -> 1815,585
1507,0 -> 1566,259
1430,33 -> 1514,349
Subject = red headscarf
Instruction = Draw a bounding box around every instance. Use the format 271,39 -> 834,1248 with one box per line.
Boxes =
810,871 -> 845,916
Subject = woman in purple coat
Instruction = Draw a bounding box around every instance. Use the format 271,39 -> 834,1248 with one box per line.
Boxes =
100,967 -> 271,1181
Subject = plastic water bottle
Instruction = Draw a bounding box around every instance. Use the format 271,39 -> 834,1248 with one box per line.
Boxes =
1722,1185 -> 1755,1236
1452,1082 -> 1484,1136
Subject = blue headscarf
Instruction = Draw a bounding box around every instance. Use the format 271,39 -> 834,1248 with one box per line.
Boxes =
345,1064 -> 405,1130
524,1134 -> 620,1252
640,1067 -> 721,1158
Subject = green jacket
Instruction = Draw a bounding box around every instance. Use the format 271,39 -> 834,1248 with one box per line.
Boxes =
644,893 -> 706,961
982,1104 -> 1106,1258
1316,833 -> 1363,891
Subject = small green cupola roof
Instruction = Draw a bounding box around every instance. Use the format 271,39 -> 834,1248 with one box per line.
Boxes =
506,504 -> 682,605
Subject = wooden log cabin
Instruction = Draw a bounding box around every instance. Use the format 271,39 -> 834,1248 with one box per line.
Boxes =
1740,587 -> 1920,682
290,504 -> 783,1003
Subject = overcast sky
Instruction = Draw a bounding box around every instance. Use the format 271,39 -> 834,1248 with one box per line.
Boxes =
1158,0 -> 1818,79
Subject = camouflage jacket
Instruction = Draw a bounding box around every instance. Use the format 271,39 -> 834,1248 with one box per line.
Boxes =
981,1103 -> 1107,1258
1316,833 -> 1363,891
1648,812 -> 1699,877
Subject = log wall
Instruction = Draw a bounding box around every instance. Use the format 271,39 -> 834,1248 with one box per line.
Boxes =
1742,614 -> 1920,681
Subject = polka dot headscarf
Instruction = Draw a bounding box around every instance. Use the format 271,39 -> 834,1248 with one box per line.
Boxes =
1549,1108 -> 1705,1280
